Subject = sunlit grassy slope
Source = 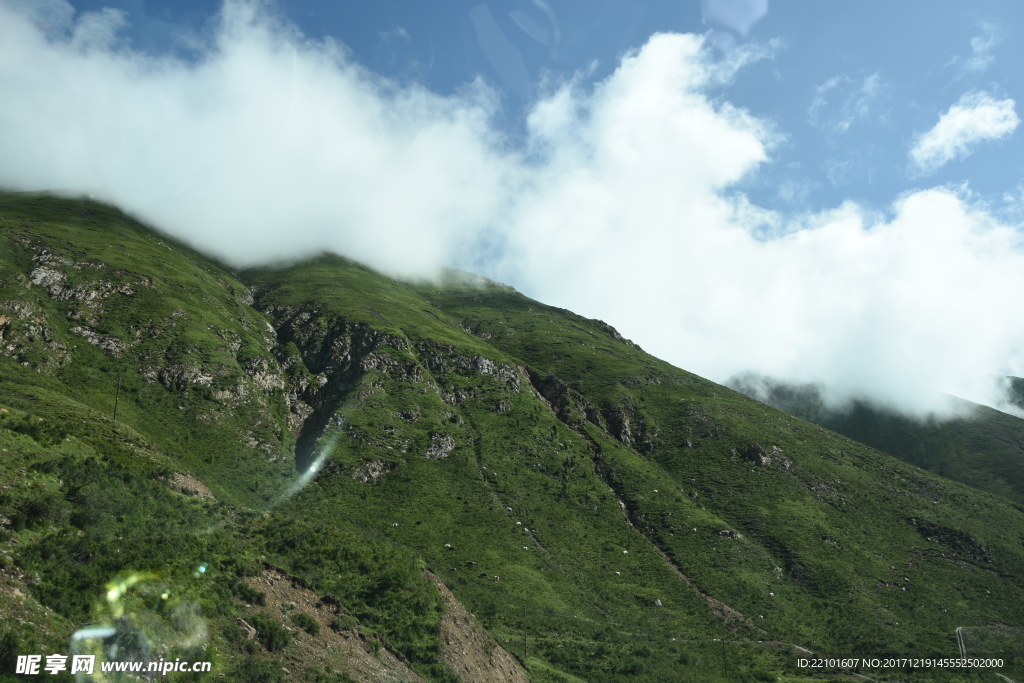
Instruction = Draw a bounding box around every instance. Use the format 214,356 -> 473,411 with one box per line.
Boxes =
2,192 -> 1023,682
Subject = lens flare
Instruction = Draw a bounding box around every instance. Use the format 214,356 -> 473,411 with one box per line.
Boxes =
69,573 -> 208,682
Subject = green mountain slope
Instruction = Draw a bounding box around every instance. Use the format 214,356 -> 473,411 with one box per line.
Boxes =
729,375 -> 1024,510
2,192 -> 1024,682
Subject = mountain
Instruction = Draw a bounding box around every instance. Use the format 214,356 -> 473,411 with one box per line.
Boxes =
2,192 -> 1024,682
729,374 -> 1024,510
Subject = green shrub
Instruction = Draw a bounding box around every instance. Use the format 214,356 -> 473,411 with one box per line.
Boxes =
249,614 -> 291,652
230,656 -> 282,683
231,580 -> 267,606
291,612 -> 320,636
4,413 -> 69,447
21,493 -> 71,529
329,615 -> 357,633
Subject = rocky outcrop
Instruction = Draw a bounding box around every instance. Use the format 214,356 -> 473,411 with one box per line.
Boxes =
0,300 -> 70,369
604,405 -> 660,454
425,433 -> 456,460
414,342 -> 521,393
739,444 -> 792,470
593,319 -> 643,351
70,325 -> 128,357
259,307 -> 427,470
527,369 -> 661,454
30,265 -> 148,308
526,369 -> 603,430
268,307 -> 409,381
141,363 -> 215,391
242,356 -> 286,391
911,519 -> 993,564
165,472 -> 217,501
348,460 -> 396,483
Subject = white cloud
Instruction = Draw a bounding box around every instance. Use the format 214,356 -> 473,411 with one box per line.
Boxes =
808,72 -> 884,134
910,91 -> 1019,174
3,0 -> 1024,419
965,22 -> 999,73
0,0 -> 508,277
491,64 -> 1024,416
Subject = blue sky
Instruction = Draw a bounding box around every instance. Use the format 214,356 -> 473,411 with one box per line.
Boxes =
1,0 -> 1023,417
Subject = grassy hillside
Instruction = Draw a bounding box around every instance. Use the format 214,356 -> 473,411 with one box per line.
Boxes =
1,192 -> 1024,681
729,375 -> 1024,510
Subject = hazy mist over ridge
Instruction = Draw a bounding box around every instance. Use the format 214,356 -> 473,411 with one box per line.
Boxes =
2,0 -> 1024,419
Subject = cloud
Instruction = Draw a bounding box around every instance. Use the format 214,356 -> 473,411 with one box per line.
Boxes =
965,22 -> 999,73
490,62 -> 1024,416
1,0 -> 74,37
0,0 -> 508,277
3,0 -> 1024,419
808,72 -> 884,134
910,91 -> 1019,174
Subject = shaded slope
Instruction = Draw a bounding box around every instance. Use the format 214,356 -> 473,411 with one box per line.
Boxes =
729,375 -> 1024,510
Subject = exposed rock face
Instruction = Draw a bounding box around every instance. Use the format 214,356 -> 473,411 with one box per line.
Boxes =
425,433 -> 456,460
235,618 -> 257,641
269,307 -> 409,381
741,444 -> 771,467
348,460 -> 395,483
70,325 -> 128,357
244,568 -> 426,683
153,363 -> 215,390
242,356 -> 285,391
594,319 -> 643,351
30,264 -> 147,310
261,307 -> 416,469
425,571 -> 530,683
604,406 -> 632,445
250,306 -> 529,472
0,300 -> 70,370
165,472 -> 217,501
741,444 -> 792,469
414,342 -> 521,392
605,404 -> 660,454
528,369 -> 661,454
527,369 -> 603,430
28,267 -> 66,289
